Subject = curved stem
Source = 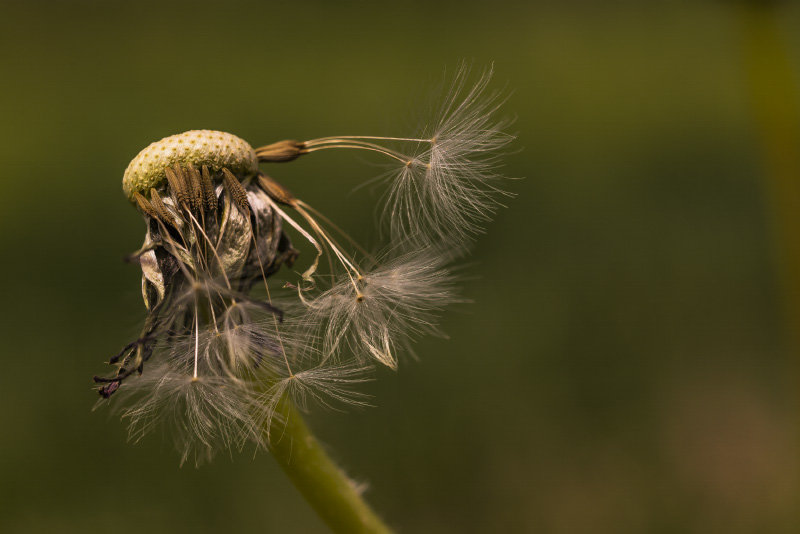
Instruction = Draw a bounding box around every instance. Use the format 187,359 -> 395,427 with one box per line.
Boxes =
301,143 -> 409,164
267,397 -> 394,534
306,135 -> 430,143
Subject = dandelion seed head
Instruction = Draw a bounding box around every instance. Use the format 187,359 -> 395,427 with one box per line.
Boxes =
97,63 -> 514,463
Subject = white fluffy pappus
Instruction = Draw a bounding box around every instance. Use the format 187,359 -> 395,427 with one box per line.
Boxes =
113,358 -> 266,466
379,63 -> 516,251
258,363 -> 373,437
297,248 -> 462,369
107,304 -> 371,465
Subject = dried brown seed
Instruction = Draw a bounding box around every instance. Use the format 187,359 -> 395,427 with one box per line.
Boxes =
200,165 -> 217,212
185,165 -> 203,213
133,192 -> 161,221
257,174 -> 296,206
222,168 -> 250,213
165,165 -> 189,208
149,188 -> 178,228
255,140 -> 305,162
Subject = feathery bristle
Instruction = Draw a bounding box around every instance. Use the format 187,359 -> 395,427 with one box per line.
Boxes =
118,360 -> 266,466
382,64 -> 514,250
298,248 -> 461,368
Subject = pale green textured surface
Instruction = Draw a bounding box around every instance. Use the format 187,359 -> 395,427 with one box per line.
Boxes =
122,130 -> 258,200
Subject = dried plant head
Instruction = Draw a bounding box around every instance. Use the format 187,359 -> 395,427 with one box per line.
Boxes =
95,64 -> 514,464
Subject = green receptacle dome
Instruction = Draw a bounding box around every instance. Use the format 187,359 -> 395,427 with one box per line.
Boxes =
122,130 -> 258,201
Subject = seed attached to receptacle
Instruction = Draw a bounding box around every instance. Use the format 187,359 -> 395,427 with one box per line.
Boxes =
255,139 -> 305,162
200,166 -> 217,212
185,165 -> 203,213
258,174 -> 296,206
133,192 -> 161,222
148,188 -> 178,228
222,168 -> 251,213
164,166 -> 189,208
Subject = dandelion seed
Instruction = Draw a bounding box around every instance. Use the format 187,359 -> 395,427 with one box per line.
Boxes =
382,64 -> 515,249
258,364 -> 372,437
287,63 -> 515,251
296,248 -> 462,369
118,360 -> 265,465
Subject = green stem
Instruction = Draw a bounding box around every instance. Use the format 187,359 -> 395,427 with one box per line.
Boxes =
267,397 -> 394,534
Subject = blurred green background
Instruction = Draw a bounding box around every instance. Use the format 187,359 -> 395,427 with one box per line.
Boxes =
0,0 -> 797,532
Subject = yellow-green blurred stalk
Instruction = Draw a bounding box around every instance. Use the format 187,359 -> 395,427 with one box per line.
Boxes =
741,0 -> 800,512
267,397 -> 393,534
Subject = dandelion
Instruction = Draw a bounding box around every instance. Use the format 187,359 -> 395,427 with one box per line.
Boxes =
94,65 -> 512,532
